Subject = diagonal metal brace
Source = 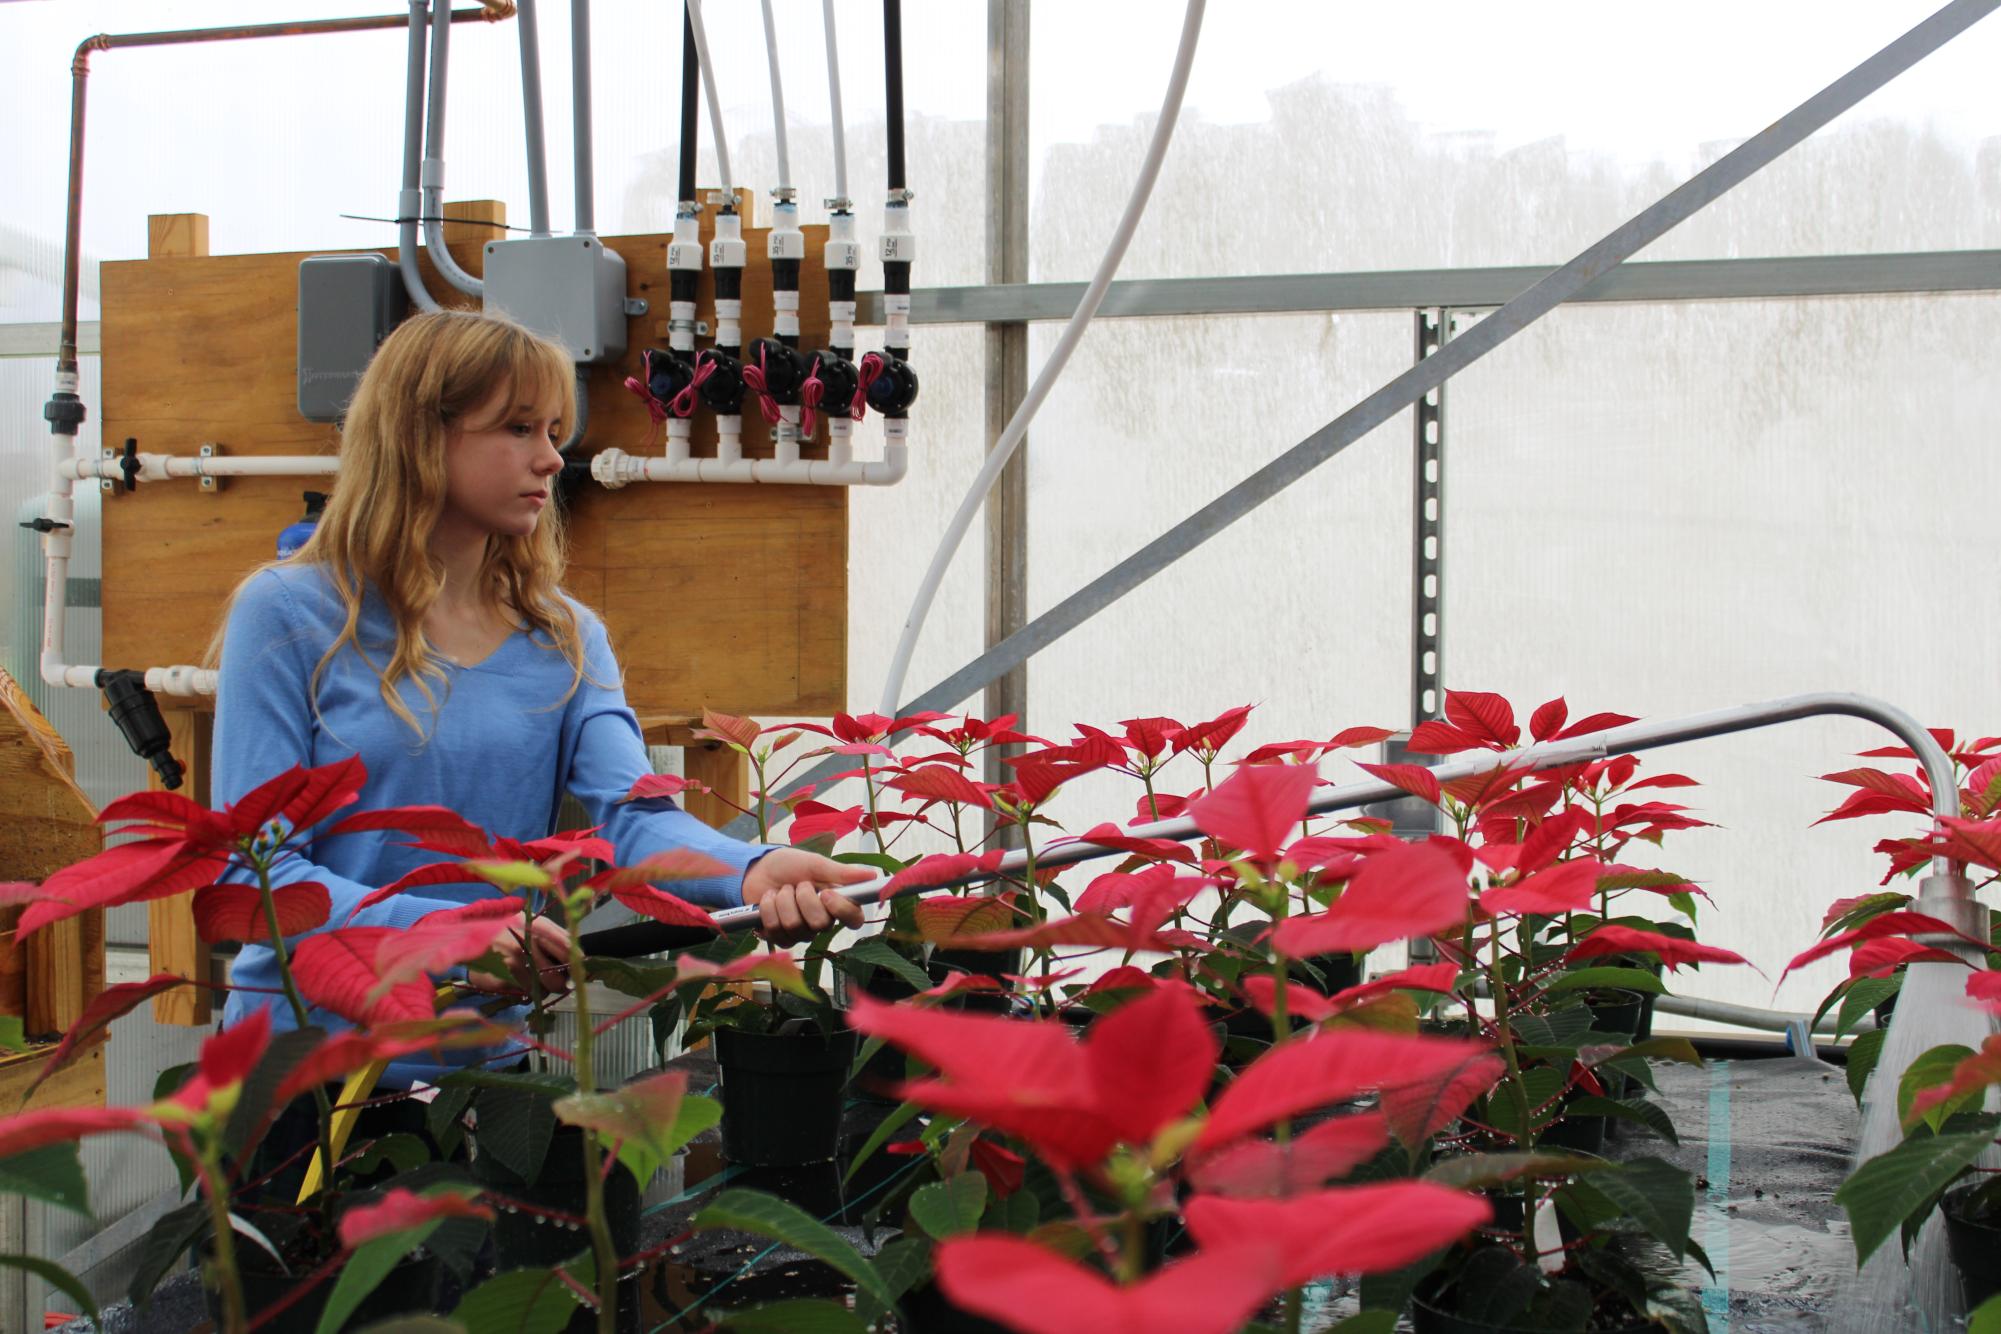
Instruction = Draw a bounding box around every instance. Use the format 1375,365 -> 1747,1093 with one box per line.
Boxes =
712,0 -> 1999,842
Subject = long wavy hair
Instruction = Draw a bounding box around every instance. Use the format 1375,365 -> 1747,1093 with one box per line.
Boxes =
213,310 -> 588,738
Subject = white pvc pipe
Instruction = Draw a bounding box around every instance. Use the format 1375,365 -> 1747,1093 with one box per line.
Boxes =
591,443 -> 907,488
873,0 -> 1206,714
821,0 -> 848,204
758,0 -> 791,193
682,0 -> 734,200
61,454 -> 339,482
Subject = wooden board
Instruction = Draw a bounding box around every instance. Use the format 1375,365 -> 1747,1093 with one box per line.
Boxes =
0,1045 -> 105,1115
99,197 -> 847,718
0,670 -> 104,1039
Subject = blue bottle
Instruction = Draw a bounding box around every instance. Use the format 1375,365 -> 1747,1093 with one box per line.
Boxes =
277,491 -> 328,559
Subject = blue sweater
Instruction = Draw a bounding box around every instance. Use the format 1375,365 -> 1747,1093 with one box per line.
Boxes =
214,563 -> 770,1081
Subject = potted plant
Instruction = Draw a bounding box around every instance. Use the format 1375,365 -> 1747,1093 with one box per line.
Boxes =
1,757 -> 740,1333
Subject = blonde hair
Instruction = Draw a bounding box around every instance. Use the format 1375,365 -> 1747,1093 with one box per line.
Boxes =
213,310 -> 589,738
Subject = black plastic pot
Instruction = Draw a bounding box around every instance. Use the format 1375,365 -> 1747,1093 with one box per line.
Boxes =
1585,989 -> 1645,1039
1944,1181 -> 2001,1309
1585,987 -> 1647,1108
1409,1289 -> 1653,1334
1536,1101 -> 1608,1155
1292,951 -> 1365,995
471,1125 -> 642,1334
206,1243 -> 439,1330
930,945 -> 1023,985
852,970 -> 922,1100
715,1026 -> 859,1167
900,1278 -> 1016,1334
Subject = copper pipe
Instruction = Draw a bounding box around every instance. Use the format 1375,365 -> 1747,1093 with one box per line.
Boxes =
56,6 -> 512,374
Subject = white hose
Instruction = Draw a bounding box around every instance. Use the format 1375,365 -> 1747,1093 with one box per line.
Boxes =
874,0 -> 1206,715
759,0 -> 791,192
821,0 -> 848,202
683,0 -> 734,201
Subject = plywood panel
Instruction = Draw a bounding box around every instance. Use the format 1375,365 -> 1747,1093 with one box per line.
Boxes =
100,194 -> 847,720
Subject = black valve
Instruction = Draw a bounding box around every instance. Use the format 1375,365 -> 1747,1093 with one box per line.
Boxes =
864,352 -> 920,416
747,338 -> 811,405
641,348 -> 696,406
96,669 -> 183,790
18,517 -> 71,535
119,438 -> 140,492
697,348 -> 744,415
42,391 -> 85,437
811,350 -> 859,409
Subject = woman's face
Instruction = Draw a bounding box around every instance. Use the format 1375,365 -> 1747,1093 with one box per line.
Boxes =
441,381 -> 566,540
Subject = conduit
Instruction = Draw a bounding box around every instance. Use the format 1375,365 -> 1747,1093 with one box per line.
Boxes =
398,0 -> 442,310
874,0 -> 1206,714
570,0 -> 595,235
515,0 -> 553,238
419,0 -> 486,297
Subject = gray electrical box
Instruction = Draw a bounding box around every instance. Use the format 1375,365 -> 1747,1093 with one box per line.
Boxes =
480,235 -> 628,365
297,253 -> 407,422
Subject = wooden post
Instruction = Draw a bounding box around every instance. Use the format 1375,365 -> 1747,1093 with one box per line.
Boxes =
638,718 -> 753,833
441,199 -> 507,246
148,710 -> 213,1025
148,212 -> 209,259
0,670 -> 103,1038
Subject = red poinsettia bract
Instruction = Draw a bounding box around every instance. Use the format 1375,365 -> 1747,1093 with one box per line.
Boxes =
21,757 -> 368,936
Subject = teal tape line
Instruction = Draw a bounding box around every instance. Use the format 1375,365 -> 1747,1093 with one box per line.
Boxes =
1700,1059 -> 1733,1330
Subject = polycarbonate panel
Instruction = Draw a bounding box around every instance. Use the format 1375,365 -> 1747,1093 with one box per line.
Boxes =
1444,291 -> 2001,1014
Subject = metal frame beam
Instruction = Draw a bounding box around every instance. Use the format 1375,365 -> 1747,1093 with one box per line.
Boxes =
7,250 -> 1996,361
720,0 -> 2000,839
867,248 -> 2001,325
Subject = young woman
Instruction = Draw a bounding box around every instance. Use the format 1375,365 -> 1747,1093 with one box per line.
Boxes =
213,310 -> 866,1076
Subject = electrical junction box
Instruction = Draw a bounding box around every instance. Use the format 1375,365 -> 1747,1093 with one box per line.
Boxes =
296,252 -> 407,422
480,235 -> 629,365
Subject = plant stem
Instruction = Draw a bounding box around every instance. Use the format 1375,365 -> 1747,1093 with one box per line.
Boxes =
751,751 -> 770,842
251,855 -> 337,1216
1487,923 -> 1536,1260
198,1144 -> 246,1334
860,757 -> 890,857
563,893 -> 620,1334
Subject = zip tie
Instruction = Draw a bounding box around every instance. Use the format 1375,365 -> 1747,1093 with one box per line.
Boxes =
623,375 -> 670,426
668,354 -> 720,418
738,345 -> 785,426
799,363 -> 826,438
851,352 -> 884,421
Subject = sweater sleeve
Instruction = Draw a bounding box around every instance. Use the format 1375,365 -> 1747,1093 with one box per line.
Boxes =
212,570 -> 464,933
562,613 -> 774,908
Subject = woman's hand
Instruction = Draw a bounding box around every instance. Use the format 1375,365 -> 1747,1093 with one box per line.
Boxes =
742,850 -> 872,947
468,913 -> 573,998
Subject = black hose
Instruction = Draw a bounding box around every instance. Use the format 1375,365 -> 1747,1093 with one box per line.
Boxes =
678,5 -> 700,204
883,0 -> 905,192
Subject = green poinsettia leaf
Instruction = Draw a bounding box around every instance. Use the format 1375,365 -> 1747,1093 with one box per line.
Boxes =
1836,1120 -> 2000,1267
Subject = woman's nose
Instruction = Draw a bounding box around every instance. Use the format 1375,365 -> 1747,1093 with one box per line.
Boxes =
534,437 -> 564,475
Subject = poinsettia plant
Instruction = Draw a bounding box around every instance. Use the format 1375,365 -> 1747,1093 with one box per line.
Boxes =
1791,727 -> 2001,1100
1776,723 -> 2001,1290
0,755 -> 750,1333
